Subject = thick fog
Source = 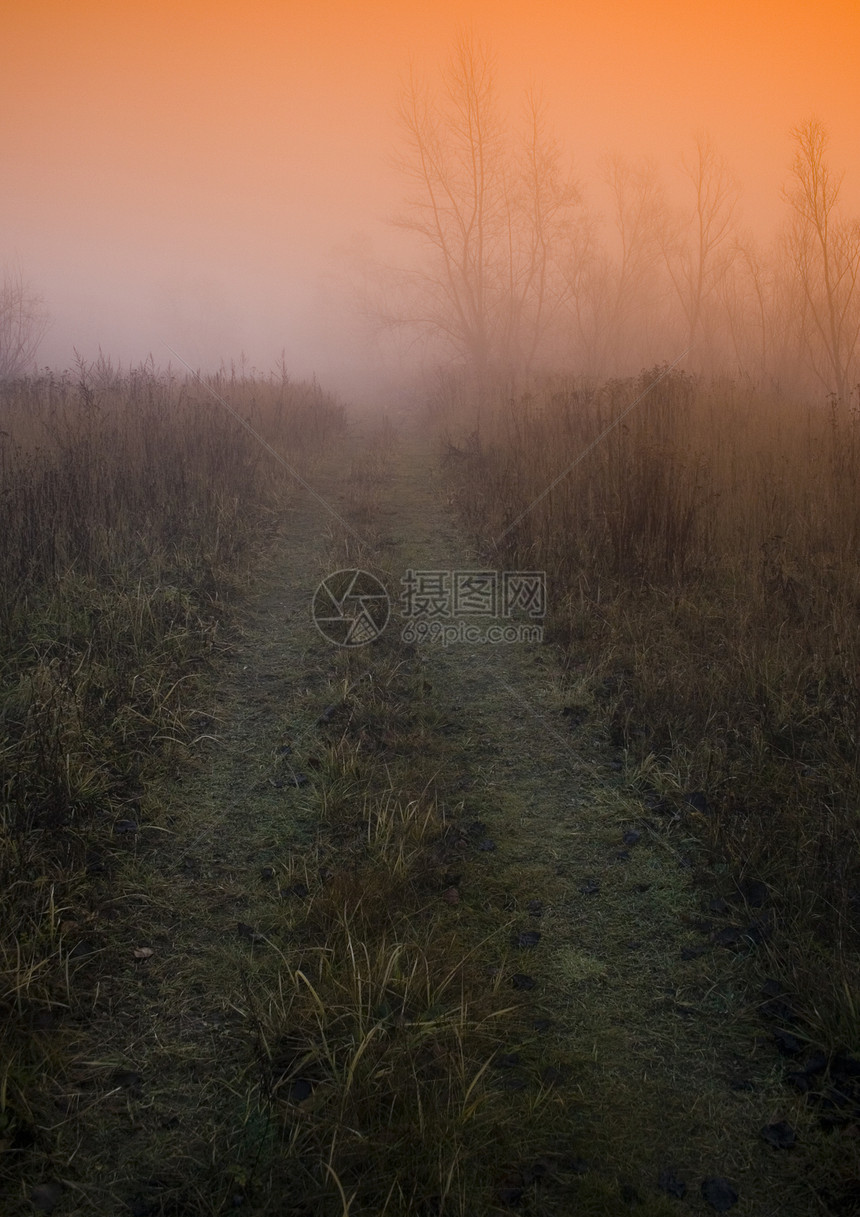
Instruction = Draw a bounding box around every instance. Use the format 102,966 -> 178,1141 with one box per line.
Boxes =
4,0 -> 858,400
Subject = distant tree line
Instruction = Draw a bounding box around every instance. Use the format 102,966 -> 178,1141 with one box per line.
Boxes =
383,34 -> 860,402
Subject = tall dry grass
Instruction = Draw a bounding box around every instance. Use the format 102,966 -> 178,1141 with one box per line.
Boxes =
437,370 -> 860,1044
0,359 -> 345,1167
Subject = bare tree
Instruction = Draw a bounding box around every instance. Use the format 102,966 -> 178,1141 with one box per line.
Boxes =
502,91 -> 582,373
0,266 -> 49,379
391,34 -> 581,379
783,118 -> 860,403
662,134 -> 739,363
718,235 -> 772,384
553,208 -> 605,376
597,155 -> 670,371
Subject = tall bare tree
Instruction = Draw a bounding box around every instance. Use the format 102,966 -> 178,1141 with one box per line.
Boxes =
391,34 -> 581,379
662,134 -> 739,363
594,155 -> 669,372
783,118 -> 860,403
0,266 -> 49,379
717,235 -> 772,384
503,91 -> 582,372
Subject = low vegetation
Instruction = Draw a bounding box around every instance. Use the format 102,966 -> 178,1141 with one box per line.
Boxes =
235,422 -> 596,1215
5,359 -> 859,1213
0,361 -> 345,1198
245,659 -> 589,1214
436,369 -> 860,1050
1,391 -> 605,1216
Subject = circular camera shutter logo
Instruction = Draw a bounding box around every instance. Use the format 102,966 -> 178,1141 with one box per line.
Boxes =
312,568 -> 390,647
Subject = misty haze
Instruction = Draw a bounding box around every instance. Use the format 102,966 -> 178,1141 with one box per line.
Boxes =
2,5 -> 859,1216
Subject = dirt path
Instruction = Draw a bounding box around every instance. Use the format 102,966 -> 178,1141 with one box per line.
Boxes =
25,410 -> 829,1216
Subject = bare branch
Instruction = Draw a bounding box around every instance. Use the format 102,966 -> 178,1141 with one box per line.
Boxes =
783,118 -> 860,401
0,266 -> 49,379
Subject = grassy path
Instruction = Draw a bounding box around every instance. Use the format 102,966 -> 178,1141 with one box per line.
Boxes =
10,410 -> 840,1215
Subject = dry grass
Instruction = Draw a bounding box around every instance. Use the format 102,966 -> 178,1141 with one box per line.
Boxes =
435,370 -> 860,1050
230,436 -> 591,1216
1,399 -> 640,1216
0,360 -> 345,1193
233,647 -> 661,1217
10,371 -> 853,1212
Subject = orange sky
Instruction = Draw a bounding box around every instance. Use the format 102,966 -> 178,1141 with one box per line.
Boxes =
3,0 -> 858,389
